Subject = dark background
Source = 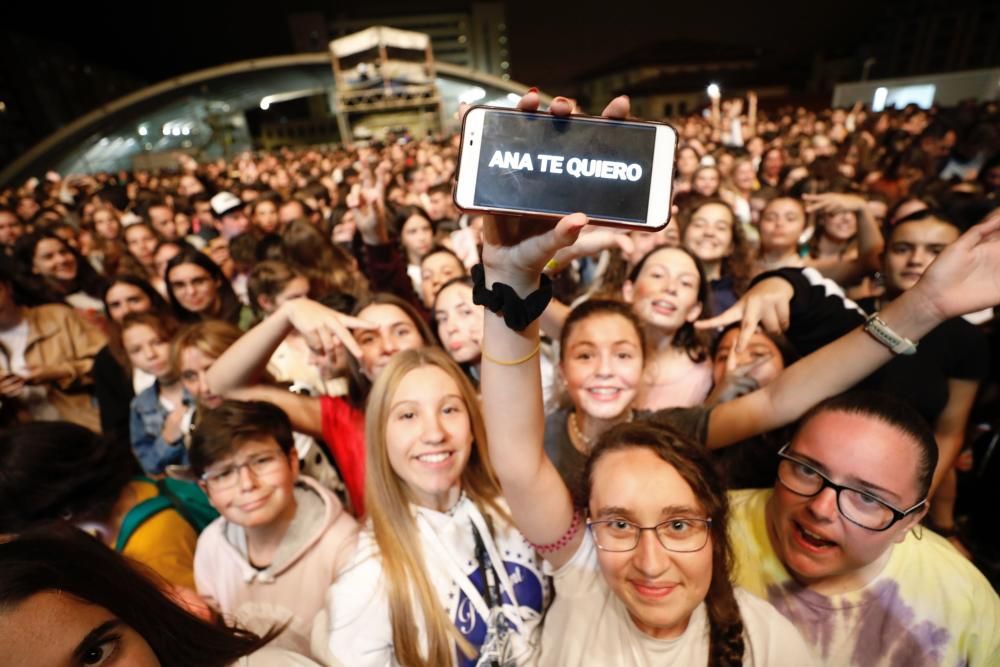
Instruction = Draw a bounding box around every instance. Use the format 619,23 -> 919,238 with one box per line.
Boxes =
4,0 -> 878,92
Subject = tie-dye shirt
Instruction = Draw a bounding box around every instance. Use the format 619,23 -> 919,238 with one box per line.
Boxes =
727,489 -> 1000,667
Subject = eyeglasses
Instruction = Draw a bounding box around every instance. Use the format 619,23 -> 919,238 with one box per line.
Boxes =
587,517 -> 712,553
201,449 -> 287,492
776,444 -> 926,531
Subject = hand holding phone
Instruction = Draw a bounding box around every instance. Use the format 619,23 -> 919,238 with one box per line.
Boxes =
479,93 -> 630,289
455,95 -> 676,231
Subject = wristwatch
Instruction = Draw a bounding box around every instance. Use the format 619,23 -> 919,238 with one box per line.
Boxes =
864,313 -> 918,355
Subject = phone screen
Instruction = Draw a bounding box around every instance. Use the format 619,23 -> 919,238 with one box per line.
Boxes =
472,111 -> 657,223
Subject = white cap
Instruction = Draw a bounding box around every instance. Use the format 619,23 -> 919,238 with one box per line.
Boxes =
210,191 -> 242,217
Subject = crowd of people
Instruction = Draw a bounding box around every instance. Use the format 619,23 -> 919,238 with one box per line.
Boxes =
1,87 -> 999,666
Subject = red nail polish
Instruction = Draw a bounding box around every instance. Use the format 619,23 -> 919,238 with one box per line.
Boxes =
528,87 -> 539,94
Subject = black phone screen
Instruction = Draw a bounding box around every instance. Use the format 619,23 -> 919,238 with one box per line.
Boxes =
473,110 -> 657,222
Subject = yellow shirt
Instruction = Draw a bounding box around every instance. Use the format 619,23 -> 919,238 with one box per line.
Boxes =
728,488 -> 1000,667
119,480 -> 198,589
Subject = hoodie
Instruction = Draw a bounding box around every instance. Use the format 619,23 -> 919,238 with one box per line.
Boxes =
195,476 -> 358,659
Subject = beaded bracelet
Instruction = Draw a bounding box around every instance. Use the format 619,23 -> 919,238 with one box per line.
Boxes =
528,509 -> 584,554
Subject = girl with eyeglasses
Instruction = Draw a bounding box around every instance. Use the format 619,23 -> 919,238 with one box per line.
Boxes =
477,92 -> 813,667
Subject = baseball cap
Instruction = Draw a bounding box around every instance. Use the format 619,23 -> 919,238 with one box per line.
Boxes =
210,191 -> 243,217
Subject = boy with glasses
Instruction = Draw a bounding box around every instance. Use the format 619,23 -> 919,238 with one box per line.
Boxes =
728,391 -> 1000,666
191,400 -> 358,659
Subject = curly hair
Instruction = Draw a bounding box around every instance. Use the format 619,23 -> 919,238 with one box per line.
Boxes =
678,196 -> 753,297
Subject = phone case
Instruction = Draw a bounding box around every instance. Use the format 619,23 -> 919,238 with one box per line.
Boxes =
454,105 -> 677,231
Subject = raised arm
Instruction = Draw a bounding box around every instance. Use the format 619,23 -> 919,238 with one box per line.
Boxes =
206,298 -> 370,395
537,228 -> 634,340
480,92 -> 630,569
804,193 -> 884,286
704,211 -> 1000,448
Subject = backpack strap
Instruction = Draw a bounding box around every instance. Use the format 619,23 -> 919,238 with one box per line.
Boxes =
154,478 -> 199,530
114,478 -> 172,552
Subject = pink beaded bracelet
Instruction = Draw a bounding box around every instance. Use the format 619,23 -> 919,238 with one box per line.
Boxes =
528,509 -> 584,554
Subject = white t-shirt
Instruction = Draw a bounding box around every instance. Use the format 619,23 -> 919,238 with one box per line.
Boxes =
133,367 -> 157,395
0,318 -> 60,421
538,532 -> 815,666
0,319 -> 30,374
313,495 -> 550,667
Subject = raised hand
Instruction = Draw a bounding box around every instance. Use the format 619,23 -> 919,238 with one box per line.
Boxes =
802,192 -> 866,215
348,179 -> 389,245
707,339 -> 772,405
908,209 -> 1000,321
548,228 -> 635,271
480,91 -> 631,290
696,276 -> 794,352
281,298 -> 375,361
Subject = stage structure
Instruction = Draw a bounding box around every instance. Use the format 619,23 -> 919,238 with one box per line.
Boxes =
329,26 -> 443,142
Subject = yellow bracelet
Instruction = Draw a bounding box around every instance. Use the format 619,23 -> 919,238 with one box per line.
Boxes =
480,341 -> 541,366
545,258 -> 560,273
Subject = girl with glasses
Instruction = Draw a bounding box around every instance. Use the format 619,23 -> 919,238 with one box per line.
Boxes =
477,92 -> 812,666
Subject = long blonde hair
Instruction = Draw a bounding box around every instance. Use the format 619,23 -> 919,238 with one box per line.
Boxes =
364,346 -> 506,667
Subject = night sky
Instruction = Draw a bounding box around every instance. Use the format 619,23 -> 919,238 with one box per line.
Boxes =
6,0 -> 878,91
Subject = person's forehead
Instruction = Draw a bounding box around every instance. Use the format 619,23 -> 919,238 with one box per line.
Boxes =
123,323 -> 158,341
767,199 -> 801,214
0,591 -> 112,663
211,436 -> 282,464
791,410 -> 921,497
891,219 -> 959,244
391,365 -> 461,402
404,215 -> 430,229
170,263 -> 210,279
36,238 -> 64,253
108,283 -> 145,300
589,448 -> 702,516
361,303 -> 415,327
692,203 -> 733,223
423,251 -> 461,271
640,248 -> 698,274
127,226 -> 154,240
181,346 -> 215,370
568,313 -> 639,346
436,282 -> 472,308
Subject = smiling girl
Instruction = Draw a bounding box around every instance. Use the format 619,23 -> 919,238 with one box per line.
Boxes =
313,347 -> 549,667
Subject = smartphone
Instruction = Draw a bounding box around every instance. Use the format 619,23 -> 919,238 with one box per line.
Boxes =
455,105 -> 677,230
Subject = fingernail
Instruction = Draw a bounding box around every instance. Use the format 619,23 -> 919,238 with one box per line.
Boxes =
528,87 -> 539,94
553,96 -> 568,105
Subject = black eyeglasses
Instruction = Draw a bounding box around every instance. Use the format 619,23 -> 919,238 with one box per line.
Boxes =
776,444 -> 926,531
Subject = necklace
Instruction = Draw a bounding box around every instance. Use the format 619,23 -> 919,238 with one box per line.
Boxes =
568,409 -> 634,450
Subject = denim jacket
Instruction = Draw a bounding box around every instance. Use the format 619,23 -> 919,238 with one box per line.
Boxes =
129,382 -> 192,474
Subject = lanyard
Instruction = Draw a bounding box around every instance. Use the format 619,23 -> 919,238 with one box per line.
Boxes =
416,501 -> 524,635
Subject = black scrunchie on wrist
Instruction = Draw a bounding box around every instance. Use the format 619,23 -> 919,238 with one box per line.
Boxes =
471,263 -> 553,331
